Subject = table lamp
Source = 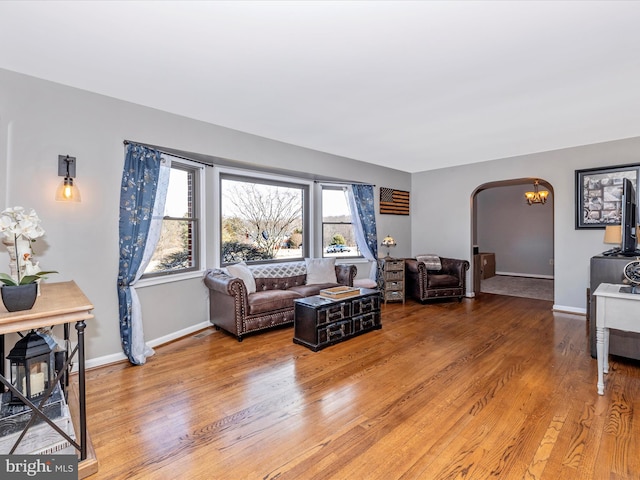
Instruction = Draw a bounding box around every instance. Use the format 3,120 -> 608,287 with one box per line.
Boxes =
381,235 -> 396,259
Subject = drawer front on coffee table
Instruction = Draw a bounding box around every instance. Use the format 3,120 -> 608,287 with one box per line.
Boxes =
317,319 -> 352,346
353,311 -> 381,333
316,302 -> 351,326
352,294 -> 379,316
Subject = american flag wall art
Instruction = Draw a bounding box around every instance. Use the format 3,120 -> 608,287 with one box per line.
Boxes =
380,187 -> 410,215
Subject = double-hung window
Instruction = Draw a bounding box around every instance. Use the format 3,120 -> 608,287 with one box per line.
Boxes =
143,161 -> 201,277
321,186 -> 361,258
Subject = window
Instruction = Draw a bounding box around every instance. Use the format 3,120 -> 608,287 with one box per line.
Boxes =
220,174 -> 308,265
143,161 -> 201,277
322,186 -> 360,258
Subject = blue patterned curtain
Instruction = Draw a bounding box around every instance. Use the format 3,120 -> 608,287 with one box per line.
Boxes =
117,144 -> 163,365
348,184 -> 378,281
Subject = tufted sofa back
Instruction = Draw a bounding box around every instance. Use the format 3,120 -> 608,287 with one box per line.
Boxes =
250,261 -> 308,292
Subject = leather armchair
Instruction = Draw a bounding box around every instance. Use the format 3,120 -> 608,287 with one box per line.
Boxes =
405,257 -> 470,302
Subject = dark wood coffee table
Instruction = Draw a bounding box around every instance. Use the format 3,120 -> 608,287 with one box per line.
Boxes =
293,288 -> 381,351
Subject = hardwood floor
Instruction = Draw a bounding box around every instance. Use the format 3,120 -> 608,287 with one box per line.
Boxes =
80,294 -> 640,479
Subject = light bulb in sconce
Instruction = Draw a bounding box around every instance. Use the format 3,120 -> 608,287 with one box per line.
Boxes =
55,155 -> 81,202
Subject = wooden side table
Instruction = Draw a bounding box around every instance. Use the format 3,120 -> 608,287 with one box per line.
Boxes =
0,281 -> 97,478
593,283 -> 640,395
378,258 -> 405,304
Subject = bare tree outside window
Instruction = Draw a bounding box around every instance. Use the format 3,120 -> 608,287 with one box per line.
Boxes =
221,177 -> 305,264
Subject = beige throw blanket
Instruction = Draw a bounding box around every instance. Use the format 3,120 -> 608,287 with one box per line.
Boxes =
416,254 -> 441,270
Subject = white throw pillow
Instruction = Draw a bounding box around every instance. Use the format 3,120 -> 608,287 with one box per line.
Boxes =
305,257 -> 337,284
227,261 -> 257,294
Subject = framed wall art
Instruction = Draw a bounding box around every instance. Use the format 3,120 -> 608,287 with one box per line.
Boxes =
575,164 -> 640,229
380,187 -> 410,215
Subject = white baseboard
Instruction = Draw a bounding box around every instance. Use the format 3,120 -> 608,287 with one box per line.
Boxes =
495,271 -> 554,280
85,352 -> 128,370
85,321 -> 212,370
146,321 -> 212,349
552,305 -> 586,317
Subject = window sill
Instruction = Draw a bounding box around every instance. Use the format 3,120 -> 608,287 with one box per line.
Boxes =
335,258 -> 369,264
136,270 -> 205,288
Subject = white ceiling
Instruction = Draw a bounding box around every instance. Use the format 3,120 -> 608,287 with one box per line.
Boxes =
1,1 -> 640,173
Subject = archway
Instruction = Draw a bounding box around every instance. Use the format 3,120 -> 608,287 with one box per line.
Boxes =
471,178 -> 555,300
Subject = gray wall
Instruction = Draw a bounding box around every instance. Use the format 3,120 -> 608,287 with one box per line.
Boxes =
476,184 -> 554,277
3,65 -> 636,362
0,68 -> 411,366
412,137 -> 640,313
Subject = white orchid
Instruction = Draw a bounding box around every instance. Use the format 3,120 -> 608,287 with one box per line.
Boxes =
0,207 -> 45,240
0,206 -> 56,285
0,215 -> 16,235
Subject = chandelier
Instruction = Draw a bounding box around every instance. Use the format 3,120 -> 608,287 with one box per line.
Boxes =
524,180 -> 549,205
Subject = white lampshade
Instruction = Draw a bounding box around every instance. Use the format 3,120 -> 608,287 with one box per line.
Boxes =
381,235 -> 396,247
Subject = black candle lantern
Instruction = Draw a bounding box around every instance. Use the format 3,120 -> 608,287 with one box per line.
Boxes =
6,331 -> 54,405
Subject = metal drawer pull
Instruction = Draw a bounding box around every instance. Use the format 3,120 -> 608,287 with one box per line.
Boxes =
327,307 -> 345,321
327,324 -> 346,339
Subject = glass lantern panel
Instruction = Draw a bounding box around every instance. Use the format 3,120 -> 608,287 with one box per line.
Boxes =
28,361 -> 48,396
13,363 -> 27,396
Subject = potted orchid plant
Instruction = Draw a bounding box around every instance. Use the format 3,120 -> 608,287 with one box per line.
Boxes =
0,207 -> 56,311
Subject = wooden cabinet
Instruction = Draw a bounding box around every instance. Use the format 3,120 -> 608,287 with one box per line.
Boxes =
477,253 -> 496,279
473,255 -> 482,294
293,289 -> 381,351
378,258 -> 405,304
482,253 -> 496,278
473,253 -> 496,294
589,255 -> 640,360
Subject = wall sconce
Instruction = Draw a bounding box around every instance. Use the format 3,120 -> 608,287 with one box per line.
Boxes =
524,180 -> 549,205
381,235 -> 396,258
55,155 -> 81,202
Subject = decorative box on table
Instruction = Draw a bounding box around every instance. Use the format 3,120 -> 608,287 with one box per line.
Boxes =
319,286 -> 361,299
0,381 -> 65,437
0,404 -> 75,455
0,382 -> 75,454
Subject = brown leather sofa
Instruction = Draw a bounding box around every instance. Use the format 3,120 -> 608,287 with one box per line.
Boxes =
405,257 -> 469,303
203,261 -> 356,341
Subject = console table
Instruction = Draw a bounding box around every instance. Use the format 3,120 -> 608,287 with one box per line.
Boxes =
593,283 -> 640,395
0,281 -> 97,478
293,288 -> 381,351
